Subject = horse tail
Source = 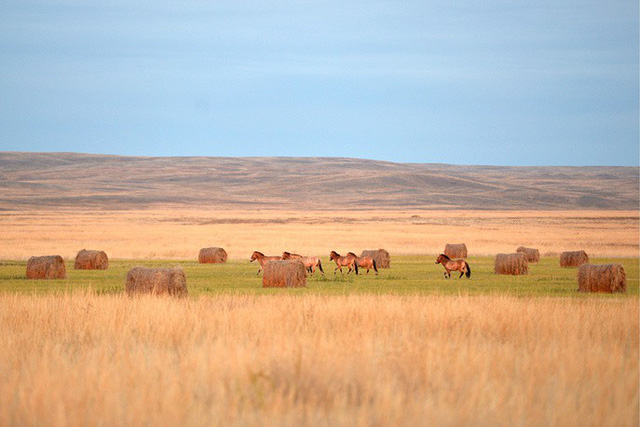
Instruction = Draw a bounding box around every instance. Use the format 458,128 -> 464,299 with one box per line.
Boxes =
318,259 -> 324,274
465,262 -> 471,278
373,259 -> 378,273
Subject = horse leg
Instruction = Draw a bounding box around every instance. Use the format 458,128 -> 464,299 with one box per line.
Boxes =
459,270 -> 464,278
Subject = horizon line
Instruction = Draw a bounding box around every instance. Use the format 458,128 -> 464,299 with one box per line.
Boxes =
1,150 -> 638,169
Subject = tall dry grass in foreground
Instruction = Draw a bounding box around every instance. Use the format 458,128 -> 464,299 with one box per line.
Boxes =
0,292 -> 637,426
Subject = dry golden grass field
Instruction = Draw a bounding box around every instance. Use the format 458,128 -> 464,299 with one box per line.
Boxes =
0,292 -> 637,426
0,206 -> 638,426
0,209 -> 637,260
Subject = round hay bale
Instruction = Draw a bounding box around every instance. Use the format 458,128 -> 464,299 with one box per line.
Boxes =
444,243 -> 467,259
125,267 -> 188,297
262,260 -> 307,288
516,246 -> 540,263
26,255 -> 67,280
560,250 -> 589,267
494,253 -> 528,275
360,249 -> 391,269
577,264 -> 626,293
74,249 -> 109,270
198,247 -> 228,264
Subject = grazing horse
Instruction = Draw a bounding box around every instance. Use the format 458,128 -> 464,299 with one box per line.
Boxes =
347,252 -> 378,275
283,252 -> 325,275
435,254 -> 471,279
250,251 -> 282,276
329,251 -> 358,275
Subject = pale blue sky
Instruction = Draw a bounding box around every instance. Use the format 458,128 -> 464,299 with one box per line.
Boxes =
1,0 -> 638,165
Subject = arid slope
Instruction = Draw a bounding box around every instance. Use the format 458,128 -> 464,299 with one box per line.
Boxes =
0,152 -> 637,210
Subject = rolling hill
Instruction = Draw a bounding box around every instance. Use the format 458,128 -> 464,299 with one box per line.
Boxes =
0,152 -> 637,210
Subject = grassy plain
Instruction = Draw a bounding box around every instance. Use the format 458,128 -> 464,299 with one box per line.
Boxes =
0,209 -> 637,260
0,208 -> 638,426
0,256 -> 638,297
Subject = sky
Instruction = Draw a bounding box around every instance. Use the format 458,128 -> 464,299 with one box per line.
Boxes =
0,0 -> 638,166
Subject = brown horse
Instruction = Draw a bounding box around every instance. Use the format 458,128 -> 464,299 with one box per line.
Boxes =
347,252 -> 378,275
283,252 -> 325,275
435,254 -> 471,278
282,251 -> 303,260
250,251 -> 282,276
300,257 -> 325,275
329,251 -> 358,275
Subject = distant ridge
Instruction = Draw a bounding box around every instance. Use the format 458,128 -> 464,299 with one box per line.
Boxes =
0,152 -> 637,210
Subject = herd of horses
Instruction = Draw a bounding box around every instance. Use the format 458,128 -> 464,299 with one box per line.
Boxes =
249,251 -> 378,276
249,251 -> 472,278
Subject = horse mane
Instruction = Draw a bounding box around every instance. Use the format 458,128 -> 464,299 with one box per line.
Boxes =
282,251 -> 290,257
253,251 -> 264,256
440,253 -> 450,260
347,252 -> 358,257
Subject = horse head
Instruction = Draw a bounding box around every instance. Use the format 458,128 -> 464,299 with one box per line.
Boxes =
435,254 -> 449,264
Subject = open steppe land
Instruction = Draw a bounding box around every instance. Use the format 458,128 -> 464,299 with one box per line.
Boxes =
0,153 -> 638,426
